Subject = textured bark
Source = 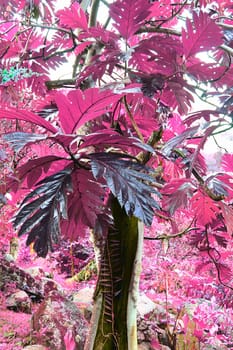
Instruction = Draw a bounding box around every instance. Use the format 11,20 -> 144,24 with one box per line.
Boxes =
85,197 -> 144,350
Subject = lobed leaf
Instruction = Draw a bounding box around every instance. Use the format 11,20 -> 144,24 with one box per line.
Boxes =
56,2 -> 88,30
3,132 -> 48,152
76,129 -> 155,153
161,76 -> 195,115
0,108 -> 57,133
191,190 -> 220,226
55,88 -> 122,134
65,169 -> 105,231
110,0 -> 151,40
89,152 -> 160,226
162,126 -> 199,156
162,179 -> 195,215
182,11 -> 223,59
14,168 -> 73,257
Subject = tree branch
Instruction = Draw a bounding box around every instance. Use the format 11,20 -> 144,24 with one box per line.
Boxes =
45,79 -> 76,90
123,96 -> 145,142
144,226 -> 198,240
89,0 -> 101,27
137,128 -> 163,165
136,26 -> 181,36
220,44 -> 233,56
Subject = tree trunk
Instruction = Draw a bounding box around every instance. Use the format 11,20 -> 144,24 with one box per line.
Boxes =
84,197 -> 144,350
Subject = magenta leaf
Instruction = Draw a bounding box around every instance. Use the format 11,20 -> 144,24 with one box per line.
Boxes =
76,48 -> 121,85
187,125 -> 217,175
3,156 -> 69,194
55,89 -> 122,133
186,59 -> 227,82
213,234 -> 227,248
216,262 -> 232,283
56,2 -> 88,30
182,11 -> 223,59
221,154 -> 233,172
130,36 -> 182,75
184,110 -> 219,126
195,261 -> 212,274
0,108 -> 57,133
64,329 -> 76,350
77,130 -> 154,153
161,76 -> 194,115
64,169 -> 105,237
110,0 -> 151,40
74,41 -> 93,56
162,179 -> 195,215
191,190 -> 220,226
17,156 -> 69,186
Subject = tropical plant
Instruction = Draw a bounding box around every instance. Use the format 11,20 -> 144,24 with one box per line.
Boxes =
0,0 -> 233,349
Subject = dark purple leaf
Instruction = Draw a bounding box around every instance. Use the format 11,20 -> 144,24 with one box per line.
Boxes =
213,234 -> 227,248
162,126 -> 199,156
3,132 -> 48,152
14,168 -> 73,257
89,152 -> 160,225
129,72 -> 165,97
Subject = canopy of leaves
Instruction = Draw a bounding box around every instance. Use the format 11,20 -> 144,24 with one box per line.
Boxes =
0,0 -> 232,288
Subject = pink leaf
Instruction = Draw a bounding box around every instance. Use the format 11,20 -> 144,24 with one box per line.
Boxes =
161,76 -> 194,115
56,3 -> 88,30
220,202 -> 233,235
77,130 -> 152,153
55,88 -> 122,133
162,178 -> 195,215
216,262 -> 232,283
191,190 -> 220,225
221,153 -> 233,172
74,41 -> 92,56
64,329 -> 76,350
0,108 -> 57,133
110,0 -> 151,40
186,58 -> 227,82
182,11 -> 223,59
63,169 -> 105,240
